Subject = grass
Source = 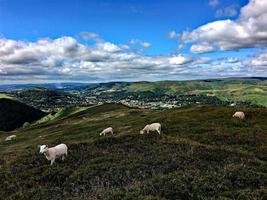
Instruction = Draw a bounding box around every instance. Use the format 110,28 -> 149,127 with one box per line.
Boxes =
0,103 -> 266,199
0,93 -> 12,99
36,107 -> 89,124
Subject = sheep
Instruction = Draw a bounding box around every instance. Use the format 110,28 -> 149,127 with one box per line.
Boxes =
23,122 -> 30,128
5,135 -> 16,141
100,127 -> 114,136
230,103 -> 236,107
140,123 -> 161,135
233,111 -> 245,119
38,144 -> 68,165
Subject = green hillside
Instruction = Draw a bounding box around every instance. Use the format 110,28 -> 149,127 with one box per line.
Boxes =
10,87 -> 86,111
0,98 -> 46,132
0,93 -> 12,99
85,78 -> 267,106
126,79 -> 267,106
35,107 -> 89,124
0,104 -> 266,199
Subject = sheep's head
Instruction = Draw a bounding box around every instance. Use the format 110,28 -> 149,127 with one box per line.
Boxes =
140,130 -> 144,134
39,145 -> 48,154
99,132 -> 103,136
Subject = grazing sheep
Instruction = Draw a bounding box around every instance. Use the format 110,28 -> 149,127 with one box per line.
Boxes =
140,123 -> 161,135
39,144 -> 68,165
5,135 -> 16,141
100,127 -> 113,136
23,122 -> 30,128
233,111 -> 245,119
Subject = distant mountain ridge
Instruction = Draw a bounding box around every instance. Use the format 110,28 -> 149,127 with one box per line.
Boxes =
1,77 -> 266,91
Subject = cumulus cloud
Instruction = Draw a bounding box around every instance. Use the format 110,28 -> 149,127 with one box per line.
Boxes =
169,54 -> 193,65
243,51 -> 267,74
0,35 -> 216,83
178,0 -> 267,53
0,32 -> 265,83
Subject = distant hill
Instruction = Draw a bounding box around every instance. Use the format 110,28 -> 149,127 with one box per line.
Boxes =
9,87 -> 88,111
2,77 -> 267,107
83,77 -> 267,107
0,82 -> 92,92
0,98 -> 46,131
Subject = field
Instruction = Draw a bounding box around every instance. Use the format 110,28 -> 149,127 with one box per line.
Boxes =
0,104 -> 266,199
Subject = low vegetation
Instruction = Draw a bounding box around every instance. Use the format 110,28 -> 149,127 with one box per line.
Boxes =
0,104 -> 266,199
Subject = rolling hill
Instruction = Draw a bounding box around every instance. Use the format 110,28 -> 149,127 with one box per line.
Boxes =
0,98 -> 46,132
84,77 -> 267,107
9,87 -> 88,111
0,103 -> 266,199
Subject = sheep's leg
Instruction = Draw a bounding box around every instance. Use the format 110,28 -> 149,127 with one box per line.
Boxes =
62,155 -> 65,161
50,159 -> 55,166
157,129 -> 161,135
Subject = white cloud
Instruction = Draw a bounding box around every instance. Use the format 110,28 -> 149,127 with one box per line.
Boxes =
169,54 -> 193,65
129,39 -> 151,48
178,0 -> 267,53
0,33 -> 265,83
215,5 -> 238,18
209,0 -> 219,7
168,31 -> 179,39
140,42 -> 151,48
226,57 -> 239,63
0,36 -> 213,82
96,42 -> 121,52
243,51 -> 267,74
79,32 -> 101,42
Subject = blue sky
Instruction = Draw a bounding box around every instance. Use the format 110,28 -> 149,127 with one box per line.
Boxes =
0,0 -> 247,54
0,0 -> 266,83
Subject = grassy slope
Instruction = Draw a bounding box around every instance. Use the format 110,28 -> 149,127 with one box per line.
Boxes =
0,104 -> 266,199
36,107 -> 89,124
0,93 -> 13,99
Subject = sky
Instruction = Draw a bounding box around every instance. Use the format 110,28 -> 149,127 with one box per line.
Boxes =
0,0 -> 267,83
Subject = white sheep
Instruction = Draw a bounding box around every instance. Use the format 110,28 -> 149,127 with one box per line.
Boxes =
39,144 -> 68,165
5,135 -> 16,141
140,123 -> 161,135
230,103 -> 236,107
233,111 -> 245,119
100,127 -> 114,136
